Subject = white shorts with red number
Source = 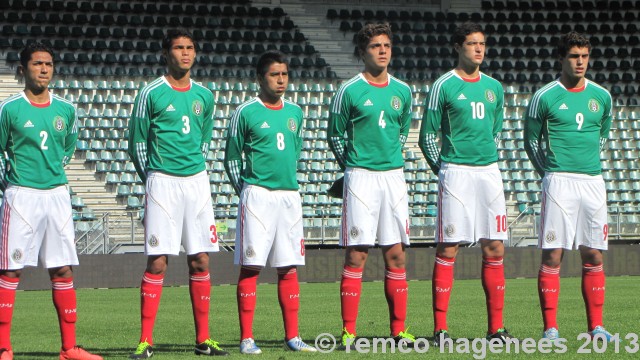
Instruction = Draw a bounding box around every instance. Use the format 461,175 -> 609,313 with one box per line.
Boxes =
144,171 -> 219,256
436,162 -> 508,244
234,185 -> 305,267
340,167 -> 410,247
539,172 -> 608,250
0,185 -> 78,270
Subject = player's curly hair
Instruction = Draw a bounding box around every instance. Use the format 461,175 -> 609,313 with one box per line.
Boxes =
557,31 -> 591,57
256,50 -> 288,78
162,28 -> 196,52
19,42 -> 54,69
353,23 -> 392,58
452,22 -> 484,46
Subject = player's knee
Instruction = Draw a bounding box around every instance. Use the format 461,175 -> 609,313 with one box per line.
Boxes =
188,252 -> 210,273
540,249 -> 563,267
0,269 -> 21,279
48,265 -> 73,279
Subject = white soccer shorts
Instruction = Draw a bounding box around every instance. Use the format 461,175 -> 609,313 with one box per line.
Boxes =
436,162 -> 508,244
0,185 -> 78,270
143,171 -> 219,256
539,172 -> 608,250
234,185 -> 305,267
340,167 -> 410,247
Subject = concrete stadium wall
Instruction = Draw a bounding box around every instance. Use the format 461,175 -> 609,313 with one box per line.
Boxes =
15,245 -> 640,290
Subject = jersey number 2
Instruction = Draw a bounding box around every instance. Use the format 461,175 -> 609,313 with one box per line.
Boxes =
40,131 -> 48,150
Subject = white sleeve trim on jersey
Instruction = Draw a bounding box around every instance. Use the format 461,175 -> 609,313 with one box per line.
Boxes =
527,139 -> 546,174
135,142 -> 148,177
599,137 -> 607,151
201,142 -> 209,159
494,132 -> 501,148
328,135 -> 347,169
227,159 -> 243,195
422,133 -> 441,172
427,71 -> 454,110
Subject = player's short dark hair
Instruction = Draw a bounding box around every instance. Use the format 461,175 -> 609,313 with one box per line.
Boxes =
557,31 -> 591,57
353,23 -> 392,58
452,22 -> 484,46
256,51 -> 288,78
162,28 -> 196,52
19,42 -> 54,68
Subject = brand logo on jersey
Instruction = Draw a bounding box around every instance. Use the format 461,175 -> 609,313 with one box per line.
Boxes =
245,246 -> 255,258
148,235 -> 159,247
166,104 -> 176,112
53,116 -> 65,132
364,99 -> 374,106
588,99 -> 599,112
559,103 -> 569,110
349,226 -> 361,239
457,93 -> 467,100
485,89 -> 496,103
288,118 -> 297,132
390,96 -> 402,111
545,231 -> 556,243
445,224 -> 456,237
192,100 -> 203,116
23,120 -> 34,128
260,122 -> 270,129
12,249 -> 22,262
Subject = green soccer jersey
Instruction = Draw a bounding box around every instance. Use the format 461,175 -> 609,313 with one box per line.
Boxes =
0,92 -> 77,189
419,71 -> 504,174
328,73 -> 412,171
524,79 -> 612,176
128,77 -> 214,182
224,98 -> 303,194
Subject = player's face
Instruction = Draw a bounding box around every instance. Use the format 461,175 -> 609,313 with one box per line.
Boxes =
456,32 -> 486,68
561,46 -> 590,81
258,62 -> 288,100
361,34 -> 391,72
164,36 -> 196,73
23,51 -> 53,91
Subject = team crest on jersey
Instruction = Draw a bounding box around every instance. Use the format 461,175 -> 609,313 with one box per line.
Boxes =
148,235 -> 159,247
245,246 -> 255,259
288,118 -> 297,132
445,224 -> 456,237
545,231 -> 556,244
12,249 -> 23,262
588,99 -> 599,112
485,90 -> 496,103
192,100 -> 203,116
390,96 -> 402,111
53,116 -> 65,132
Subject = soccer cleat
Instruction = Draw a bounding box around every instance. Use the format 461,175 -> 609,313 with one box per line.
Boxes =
542,327 -> 560,341
0,348 -> 13,360
59,346 -> 103,360
194,339 -> 229,356
284,336 -> 317,352
590,326 -> 614,342
393,329 -> 416,344
340,328 -> 356,349
129,342 -> 153,359
433,330 -> 451,347
239,338 -> 262,355
487,328 -> 515,343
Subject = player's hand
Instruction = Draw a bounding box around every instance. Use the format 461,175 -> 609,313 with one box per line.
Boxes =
327,176 -> 344,199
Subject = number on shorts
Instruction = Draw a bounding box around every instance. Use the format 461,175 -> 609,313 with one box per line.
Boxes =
603,224 -> 608,241
276,132 -> 285,150
210,224 -> 218,243
182,115 -> 191,134
495,215 -> 507,232
300,238 -> 305,256
40,130 -> 48,150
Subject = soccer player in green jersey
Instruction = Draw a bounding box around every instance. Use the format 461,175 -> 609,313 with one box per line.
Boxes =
127,29 -> 228,358
224,51 -> 317,354
525,31 -> 614,342
0,43 -> 102,360
328,23 -> 414,347
419,23 -> 513,345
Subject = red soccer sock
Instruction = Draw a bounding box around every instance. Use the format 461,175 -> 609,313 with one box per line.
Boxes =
237,267 -> 259,340
190,271 -> 211,344
277,268 -> 300,340
482,256 -> 505,334
139,272 -> 164,345
432,255 -> 455,333
340,266 -> 363,335
0,275 -> 19,350
384,267 -> 408,336
52,277 -> 77,351
582,264 -> 605,331
538,264 -> 560,330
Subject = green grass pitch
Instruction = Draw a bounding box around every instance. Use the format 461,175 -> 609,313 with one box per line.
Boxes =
10,276 -> 640,359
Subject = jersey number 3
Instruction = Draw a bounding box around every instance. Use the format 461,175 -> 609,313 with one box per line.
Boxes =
182,115 -> 191,134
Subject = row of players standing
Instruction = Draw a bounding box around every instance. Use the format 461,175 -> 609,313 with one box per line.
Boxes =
0,21 -> 613,360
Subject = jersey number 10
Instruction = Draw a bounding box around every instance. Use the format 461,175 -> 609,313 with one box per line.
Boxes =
470,102 -> 485,119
